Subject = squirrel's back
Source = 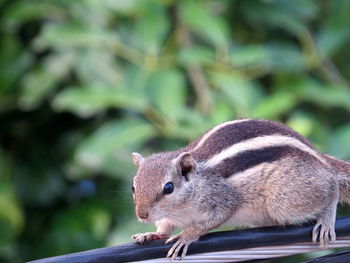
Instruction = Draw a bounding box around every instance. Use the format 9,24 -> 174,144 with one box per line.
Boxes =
181,119 -> 350,203
182,119 -> 327,176
140,119 -> 350,201
187,119 -> 314,158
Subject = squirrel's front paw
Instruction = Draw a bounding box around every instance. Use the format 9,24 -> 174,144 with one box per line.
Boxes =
131,232 -> 168,244
165,232 -> 199,260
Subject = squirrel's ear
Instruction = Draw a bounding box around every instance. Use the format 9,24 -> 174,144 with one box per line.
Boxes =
174,152 -> 196,181
132,152 -> 144,167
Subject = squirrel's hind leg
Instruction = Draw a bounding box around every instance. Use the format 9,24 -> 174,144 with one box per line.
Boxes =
263,159 -> 339,247
312,192 -> 338,247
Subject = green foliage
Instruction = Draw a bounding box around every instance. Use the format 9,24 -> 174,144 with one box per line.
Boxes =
0,0 -> 350,262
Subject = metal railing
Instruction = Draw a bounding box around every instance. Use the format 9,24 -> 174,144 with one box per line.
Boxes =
28,216 -> 350,263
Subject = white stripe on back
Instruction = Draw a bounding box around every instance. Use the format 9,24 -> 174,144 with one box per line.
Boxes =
192,119 -> 251,152
204,135 -> 327,167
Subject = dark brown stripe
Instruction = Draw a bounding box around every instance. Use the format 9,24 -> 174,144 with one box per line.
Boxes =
190,119 -> 314,161
213,145 -> 317,178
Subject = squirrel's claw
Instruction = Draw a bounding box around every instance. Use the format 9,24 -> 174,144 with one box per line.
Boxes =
166,233 -> 195,260
312,219 -> 336,247
165,234 -> 180,245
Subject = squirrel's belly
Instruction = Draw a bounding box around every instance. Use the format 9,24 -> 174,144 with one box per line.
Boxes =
224,205 -> 275,227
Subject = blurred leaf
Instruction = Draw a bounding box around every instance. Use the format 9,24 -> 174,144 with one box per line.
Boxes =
276,0 -> 318,20
19,52 -> 75,110
180,0 -> 229,48
166,107 -> 213,141
266,42 -> 306,72
317,27 -> 350,59
57,63 -> 153,117
167,106 -> 213,143
44,199 -> 110,256
286,113 -> 314,138
178,46 -> 215,66
134,2 -> 169,56
210,72 -> 263,117
15,168 -> 66,207
75,119 -> 156,172
0,183 -> 24,246
35,24 -> 117,50
4,1 -> 64,29
322,0 -> 350,26
68,1 -> 114,29
252,92 -> 297,119
299,82 -> 350,111
0,35 -> 31,96
316,0 -> 350,58
108,218 -> 154,246
52,85 -> 147,118
286,112 -> 329,153
105,0 -> 140,14
75,50 -> 122,87
53,64 -> 151,118
0,147 -> 10,180
329,124 -> 350,159
210,93 -> 236,125
122,64 -> 151,94
146,69 -> 186,121
231,45 -> 268,68
241,0 -> 317,35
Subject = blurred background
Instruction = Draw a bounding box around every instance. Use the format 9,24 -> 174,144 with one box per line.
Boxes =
1,0 -> 350,262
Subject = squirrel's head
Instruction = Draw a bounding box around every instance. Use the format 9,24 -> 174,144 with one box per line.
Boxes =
131,151 -> 197,223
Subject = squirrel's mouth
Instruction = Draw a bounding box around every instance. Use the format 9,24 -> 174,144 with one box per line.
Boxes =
136,210 -> 161,223
137,216 -> 153,223
136,211 -> 154,223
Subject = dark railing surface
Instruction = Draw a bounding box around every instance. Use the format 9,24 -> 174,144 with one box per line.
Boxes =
304,249 -> 350,263
28,216 -> 350,263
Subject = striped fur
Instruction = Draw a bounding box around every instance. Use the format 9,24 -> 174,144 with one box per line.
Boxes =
187,119 -> 326,177
202,135 -> 327,168
190,119 -> 250,152
208,145 -> 321,178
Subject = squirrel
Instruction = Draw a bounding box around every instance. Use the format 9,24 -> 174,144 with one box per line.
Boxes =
130,119 -> 350,260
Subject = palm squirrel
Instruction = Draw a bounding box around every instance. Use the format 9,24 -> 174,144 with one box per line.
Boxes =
130,119 -> 350,260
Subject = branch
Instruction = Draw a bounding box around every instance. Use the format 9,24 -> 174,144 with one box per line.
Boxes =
175,7 -> 213,116
28,216 -> 350,263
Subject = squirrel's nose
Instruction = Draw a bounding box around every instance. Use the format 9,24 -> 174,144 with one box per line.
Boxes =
138,212 -> 149,219
136,206 -> 149,220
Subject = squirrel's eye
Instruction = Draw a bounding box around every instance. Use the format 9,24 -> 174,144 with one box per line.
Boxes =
163,182 -> 174,195
131,185 -> 135,193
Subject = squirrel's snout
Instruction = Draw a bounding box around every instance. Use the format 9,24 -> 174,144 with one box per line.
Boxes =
138,212 -> 149,220
136,206 -> 150,221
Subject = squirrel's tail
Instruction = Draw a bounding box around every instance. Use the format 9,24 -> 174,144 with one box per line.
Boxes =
325,155 -> 350,204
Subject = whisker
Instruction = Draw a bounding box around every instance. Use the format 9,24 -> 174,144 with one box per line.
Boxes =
157,210 -> 183,226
